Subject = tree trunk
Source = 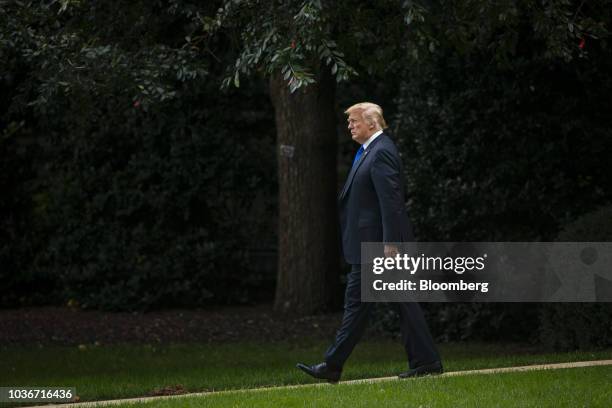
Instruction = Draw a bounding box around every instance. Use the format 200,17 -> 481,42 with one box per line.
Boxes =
270,66 -> 339,315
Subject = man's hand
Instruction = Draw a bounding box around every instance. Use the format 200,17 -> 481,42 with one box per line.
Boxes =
384,244 -> 399,258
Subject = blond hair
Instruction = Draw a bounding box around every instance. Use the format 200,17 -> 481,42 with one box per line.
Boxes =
344,102 -> 388,129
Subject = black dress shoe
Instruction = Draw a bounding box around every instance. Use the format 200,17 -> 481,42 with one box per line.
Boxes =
398,361 -> 443,378
296,362 -> 342,383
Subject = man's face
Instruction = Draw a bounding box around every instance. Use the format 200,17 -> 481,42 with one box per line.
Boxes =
347,110 -> 374,144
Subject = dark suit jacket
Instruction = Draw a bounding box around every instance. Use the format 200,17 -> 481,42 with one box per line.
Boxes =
338,132 -> 414,264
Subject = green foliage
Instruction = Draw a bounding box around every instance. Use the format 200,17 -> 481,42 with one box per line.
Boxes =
394,31 -> 612,241
39,93 -> 275,310
556,206 -> 612,242
538,206 -> 612,350
371,303 -> 539,343
199,0 -> 422,92
204,0 -> 358,92
195,0 -> 610,93
402,0 -> 608,64
538,302 -> 612,350
0,1 -> 277,310
0,2 -> 207,112
0,114 -> 51,306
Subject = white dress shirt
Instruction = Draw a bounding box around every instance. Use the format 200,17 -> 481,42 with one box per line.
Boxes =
363,129 -> 383,150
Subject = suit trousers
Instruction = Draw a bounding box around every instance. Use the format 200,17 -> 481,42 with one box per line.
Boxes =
324,264 -> 440,370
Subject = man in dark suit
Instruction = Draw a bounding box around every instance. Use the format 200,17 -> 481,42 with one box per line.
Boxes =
297,102 -> 442,383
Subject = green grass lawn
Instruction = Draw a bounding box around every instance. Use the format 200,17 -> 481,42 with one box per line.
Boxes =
1,341 -> 611,405
117,365 -> 612,408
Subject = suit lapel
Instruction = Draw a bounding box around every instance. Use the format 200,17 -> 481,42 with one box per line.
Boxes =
338,134 -> 385,201
339,150 -> 369,200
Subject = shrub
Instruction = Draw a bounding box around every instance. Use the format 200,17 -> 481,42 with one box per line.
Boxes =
538,206 -> 612,350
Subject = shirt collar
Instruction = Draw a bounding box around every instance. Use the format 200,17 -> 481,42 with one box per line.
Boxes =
362,129 -> 383,150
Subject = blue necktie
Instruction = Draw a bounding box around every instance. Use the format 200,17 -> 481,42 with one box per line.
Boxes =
352,146 -> 365,166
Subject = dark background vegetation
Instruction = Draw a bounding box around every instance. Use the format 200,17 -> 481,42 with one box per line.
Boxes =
1,0 -> 611,350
